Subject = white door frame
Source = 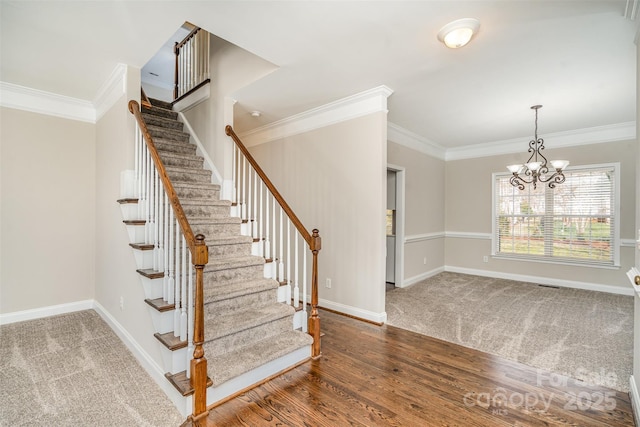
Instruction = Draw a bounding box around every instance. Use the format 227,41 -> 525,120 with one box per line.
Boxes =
387,164 -> 405,287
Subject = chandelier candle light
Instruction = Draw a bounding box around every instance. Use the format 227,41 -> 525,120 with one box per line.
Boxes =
507,105 -> 569,190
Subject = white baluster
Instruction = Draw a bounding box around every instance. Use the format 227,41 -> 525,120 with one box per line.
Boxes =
163,192 -> 169,302
278,207 -> 284,282
145,149 -> 151,244
258,181 -> 263,256
153,169 -> 159,271
303,240 -> 307,317
272,195 -> 277,279
167,208 -> 175,304
264,189 -> 270,260
286,218 -> 292,305
294,232 -> 299,308
247,165 -> 253,236
186,250 -> 194,378
174,220 -> 181,336
180,235 -> 188,341
252,171 -> 258,239
242,157 -> 248,221
157,181 -> 164,272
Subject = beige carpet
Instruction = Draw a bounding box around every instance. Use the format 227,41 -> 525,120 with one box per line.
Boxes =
386,272 -> 633,392
0,310 -> 184,426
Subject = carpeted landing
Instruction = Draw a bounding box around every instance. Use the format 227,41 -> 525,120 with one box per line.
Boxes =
386,272 -> 633,392
0,310 -> 184,426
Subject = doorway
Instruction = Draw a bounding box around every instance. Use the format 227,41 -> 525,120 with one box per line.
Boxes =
386,165 -> 405,289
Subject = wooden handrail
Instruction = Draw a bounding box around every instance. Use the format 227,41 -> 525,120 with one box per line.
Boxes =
225,125 -> 322,358
128,100 -> 210,422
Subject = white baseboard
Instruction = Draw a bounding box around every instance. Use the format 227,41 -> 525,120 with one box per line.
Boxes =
444,266 -> 634,296
630,376 -> 640,425
92,301 -> 190,418
318,298 -> 387,324
0,299 -> 94,325
402,266 -> 445,288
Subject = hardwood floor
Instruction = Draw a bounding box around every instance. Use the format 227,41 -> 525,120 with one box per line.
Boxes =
204,309 -> 634,426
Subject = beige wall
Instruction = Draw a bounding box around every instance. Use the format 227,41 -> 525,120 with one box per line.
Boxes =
387,141 -> 445,283
0,108 -> 96,313
445,139 -> 636,291
249,113 -> 388,319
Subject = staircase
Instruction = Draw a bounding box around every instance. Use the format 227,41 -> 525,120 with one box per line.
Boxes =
120,98 -> 313,413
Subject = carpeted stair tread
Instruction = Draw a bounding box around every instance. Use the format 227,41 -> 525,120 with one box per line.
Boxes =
181,198 -> 231,208
204,255 -> 265,273
142,113 -> 184,131
189,216 -> 241,226
206,234 -> 253,246
157,151 -> 205,169
164,165 -> 212,183
204,303 -> 294,341
172,181 -> 221,193
203,278 -> 278,304
142,105 -> 178,120
149,98 -> 173,110
146,125 -> 190,143
206,329 -> 313,385
154,138 -> 197,155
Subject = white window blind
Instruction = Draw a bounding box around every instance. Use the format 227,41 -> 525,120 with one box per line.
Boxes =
493,163 -> 619,266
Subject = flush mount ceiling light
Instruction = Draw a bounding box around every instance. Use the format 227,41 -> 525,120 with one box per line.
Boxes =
507,105 -> 569,190
437,18 -> 480,48
250,111 -> 262,118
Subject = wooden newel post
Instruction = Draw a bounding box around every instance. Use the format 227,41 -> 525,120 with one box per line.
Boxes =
173,41 -> 179,101
308,229 -> 322,358
190,234 -> 209,424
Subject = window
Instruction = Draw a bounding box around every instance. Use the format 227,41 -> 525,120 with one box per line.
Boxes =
492,163 -> 619,267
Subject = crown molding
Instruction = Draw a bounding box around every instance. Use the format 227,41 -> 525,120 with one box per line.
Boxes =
445,121 -> 636,161
0,81 -> 95,123
388,122 -> 446,160
238,85 -> 394,147
0,64 -> 128,123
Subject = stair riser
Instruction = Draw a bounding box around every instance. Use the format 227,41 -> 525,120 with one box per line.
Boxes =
156,141 -> 197,156
184,205 -> 230,219
208,242 -> 252,258
160,156 -> 205,169
205,317 -> 293,357
166,169 -> 212,184
204,288 -> 275,318
204,264 -> 265,285
192,223 -> 241,237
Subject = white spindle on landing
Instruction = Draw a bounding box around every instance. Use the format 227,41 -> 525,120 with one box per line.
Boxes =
286,218 -> 292,305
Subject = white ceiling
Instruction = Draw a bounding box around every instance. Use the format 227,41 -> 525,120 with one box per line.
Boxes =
1,1 -> 637,150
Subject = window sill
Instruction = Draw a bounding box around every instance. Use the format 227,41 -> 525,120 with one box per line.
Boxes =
490,254 -> 621,270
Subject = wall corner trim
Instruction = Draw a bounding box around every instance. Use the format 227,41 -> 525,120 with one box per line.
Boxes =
238,85 -> 394,147
94,63 -> 127,121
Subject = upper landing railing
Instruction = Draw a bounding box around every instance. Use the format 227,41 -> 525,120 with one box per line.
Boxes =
174,26 -> 210,102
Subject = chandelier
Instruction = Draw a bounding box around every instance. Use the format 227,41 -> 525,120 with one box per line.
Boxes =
507,105 -> 569,190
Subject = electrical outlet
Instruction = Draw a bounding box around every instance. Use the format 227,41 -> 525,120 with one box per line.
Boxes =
119,296 -> 124,310
326,278 -> 332,289
483,256 -> 489,263
423,257 -> 427,265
